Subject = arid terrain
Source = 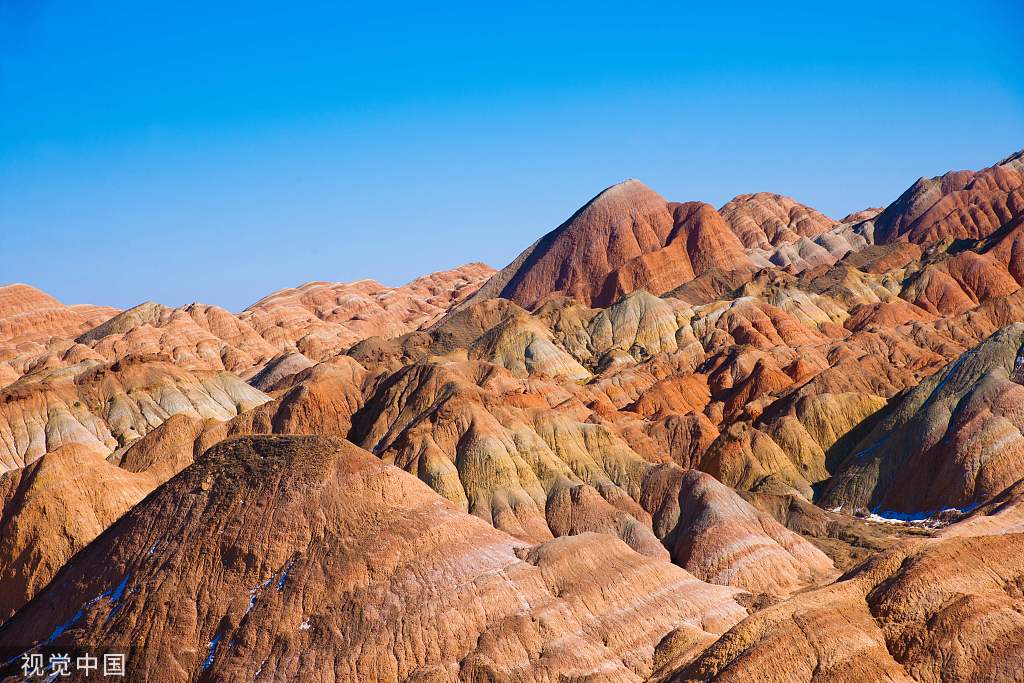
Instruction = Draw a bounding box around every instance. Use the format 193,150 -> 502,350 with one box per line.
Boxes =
2,149 -> 1024,681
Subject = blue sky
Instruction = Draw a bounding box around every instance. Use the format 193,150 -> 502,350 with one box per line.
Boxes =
2,1 -> 1023,311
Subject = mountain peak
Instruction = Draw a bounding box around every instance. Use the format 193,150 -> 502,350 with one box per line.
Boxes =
470,180 -> 759,310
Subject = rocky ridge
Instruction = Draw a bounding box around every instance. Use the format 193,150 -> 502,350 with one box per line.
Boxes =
1,149 -> 1024,680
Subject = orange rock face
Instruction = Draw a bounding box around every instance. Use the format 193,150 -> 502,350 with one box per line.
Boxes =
0,417 -> 208,620
872,152 -> 1024,245
668,511 -> 1024,683
240,262 -> 494,359
0,436 -> 750,681
470,181 -> 755,309
720,193 -> 837,251
670,470 -> 836,596
0,284 -> 117,347
0,355 -> 269,473
2,148 -> 1024,681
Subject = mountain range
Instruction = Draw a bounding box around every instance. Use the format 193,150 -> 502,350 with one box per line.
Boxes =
2,149 -> 1024,681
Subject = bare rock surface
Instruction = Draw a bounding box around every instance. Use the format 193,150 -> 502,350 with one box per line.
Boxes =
0,284 -> 117,347
0,436 -> 749,682
241,262 -> 494,359
469,181 -> 754,310
2,149 -> 1024,681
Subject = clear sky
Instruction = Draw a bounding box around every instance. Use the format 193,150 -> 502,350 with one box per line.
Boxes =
2,1 -> 1023,311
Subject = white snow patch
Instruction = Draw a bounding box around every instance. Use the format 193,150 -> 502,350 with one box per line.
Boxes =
245,578 -> 273,615
203,633 -> 222,671
862,501 -> 982,528
277,559 -> 297,591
